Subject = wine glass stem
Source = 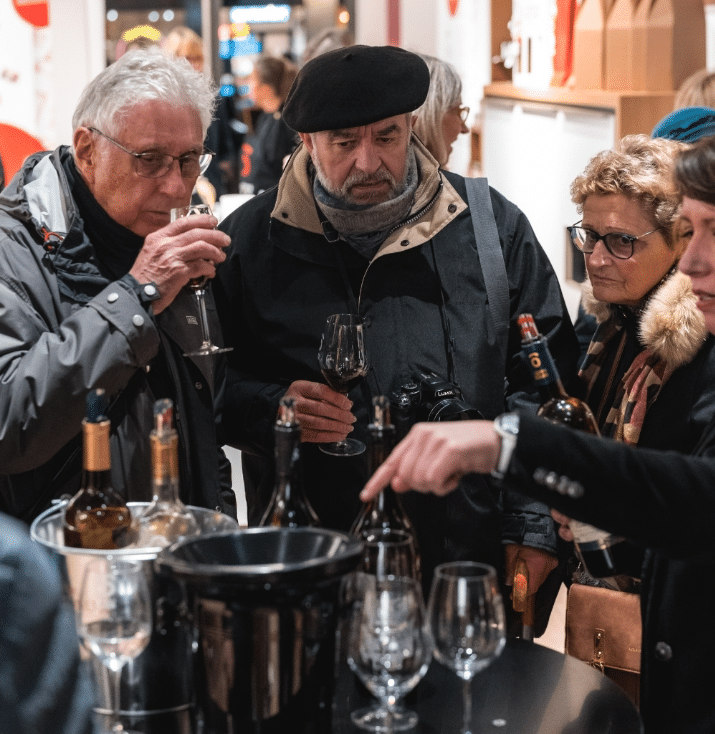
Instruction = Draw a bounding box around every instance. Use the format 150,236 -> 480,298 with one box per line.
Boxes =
108,663 -> 124,733
193,288 -> 212,347
462,677 -> 473,734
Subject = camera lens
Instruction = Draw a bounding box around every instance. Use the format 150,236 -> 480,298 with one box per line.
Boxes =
424,399 -> 481,422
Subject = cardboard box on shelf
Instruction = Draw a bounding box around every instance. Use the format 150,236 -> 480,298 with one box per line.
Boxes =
571,0 -> 610,89
605,0 -> 641,90
642,0 -> 705,90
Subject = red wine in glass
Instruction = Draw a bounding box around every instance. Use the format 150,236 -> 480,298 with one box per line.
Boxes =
317,314 -> 368,456
170,204 -> 232,357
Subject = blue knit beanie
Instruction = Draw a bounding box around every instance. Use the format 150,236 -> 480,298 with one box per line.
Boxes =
651,106 -> 715,142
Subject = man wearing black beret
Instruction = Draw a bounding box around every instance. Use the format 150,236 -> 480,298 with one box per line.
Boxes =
214,45 -> 579,628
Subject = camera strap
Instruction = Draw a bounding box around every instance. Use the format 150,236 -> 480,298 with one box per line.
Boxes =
464,177 -> 510,371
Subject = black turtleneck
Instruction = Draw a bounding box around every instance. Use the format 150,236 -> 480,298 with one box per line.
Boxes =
61,153 -> 144,281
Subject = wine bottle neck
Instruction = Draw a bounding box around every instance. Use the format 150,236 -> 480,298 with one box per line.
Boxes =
83,419 -> 111,472
274,425 -> 302,500
151,433 -> 181,503
521,337 -> 569,400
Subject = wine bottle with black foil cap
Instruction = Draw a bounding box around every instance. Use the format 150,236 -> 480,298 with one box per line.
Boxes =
133,398 -> 200,548
63,389 -> 132,550
518,313 -> 636,579
259,395 -> 320,528
351,395 -> 417,538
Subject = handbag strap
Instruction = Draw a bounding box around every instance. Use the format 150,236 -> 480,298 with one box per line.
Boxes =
464,177 -> 510,369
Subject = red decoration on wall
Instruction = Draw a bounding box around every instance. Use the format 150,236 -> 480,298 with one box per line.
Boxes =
551,0 -> 577,86
448,0 -> 460,16
0,123 -> 45,183
12,0 -> 49,28
388,0 -> 400,46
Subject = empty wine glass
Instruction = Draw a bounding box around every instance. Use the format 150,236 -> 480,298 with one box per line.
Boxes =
428,562 -> 506,734
347,573 -> 433,731
170,203 -> 232,357
77,558 -> 152,734
317,313 -> 368,456
359,529 -> 420,581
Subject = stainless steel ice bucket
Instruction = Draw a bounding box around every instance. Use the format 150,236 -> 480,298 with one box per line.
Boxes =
155,526 -> 364,734
30,501 -> 238,734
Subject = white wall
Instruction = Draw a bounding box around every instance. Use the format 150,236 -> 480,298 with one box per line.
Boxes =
0,0 -> 104,151
354,0 -> 491,176
48,0 -> 105,148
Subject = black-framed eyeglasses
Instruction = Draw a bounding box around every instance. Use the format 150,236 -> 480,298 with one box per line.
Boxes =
457,105 -> 470,123
568,222 -> 662,260
86,127 -> 214,179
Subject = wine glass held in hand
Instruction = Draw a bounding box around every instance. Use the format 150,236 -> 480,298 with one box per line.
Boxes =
317,313 -> 369,456
347,573 -> 433,732
428,562 -> 506,734
77,558 -> 152,734
170,204 -> 232,357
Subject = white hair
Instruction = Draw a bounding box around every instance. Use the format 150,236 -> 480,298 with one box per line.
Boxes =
72,49 -> 217,139
411,53 -> 462,166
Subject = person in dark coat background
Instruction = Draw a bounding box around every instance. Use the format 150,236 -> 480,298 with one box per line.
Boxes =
214,45 -> 579,620
239,55 -> 298,195
361,132 -> 715,734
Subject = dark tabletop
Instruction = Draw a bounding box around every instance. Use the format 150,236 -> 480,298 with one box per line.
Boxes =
332,638 -> 643,734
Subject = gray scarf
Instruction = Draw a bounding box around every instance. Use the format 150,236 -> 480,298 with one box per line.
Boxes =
313,148 -> 419,260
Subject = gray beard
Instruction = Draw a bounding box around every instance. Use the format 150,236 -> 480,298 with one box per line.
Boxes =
312,143 -> 412,206
311,147 -> 419,259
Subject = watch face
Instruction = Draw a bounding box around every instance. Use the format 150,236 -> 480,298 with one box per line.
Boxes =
498,414 -> 519,435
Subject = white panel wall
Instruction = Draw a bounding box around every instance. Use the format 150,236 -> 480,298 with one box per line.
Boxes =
48,0 -> 105,148
399,0 -> 437,55
355,0 -> 388,46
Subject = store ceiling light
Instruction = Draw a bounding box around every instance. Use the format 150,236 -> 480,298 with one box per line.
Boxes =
229,5 -> 291,25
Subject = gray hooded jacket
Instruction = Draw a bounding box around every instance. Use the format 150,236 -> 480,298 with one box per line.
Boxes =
0,147 -> 234,522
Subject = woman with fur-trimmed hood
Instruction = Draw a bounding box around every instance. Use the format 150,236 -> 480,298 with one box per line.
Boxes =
567,136 -> 715,655
573,135 -> 715,458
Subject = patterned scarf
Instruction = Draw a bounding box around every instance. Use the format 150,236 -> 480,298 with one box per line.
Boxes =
579,313 -> 673,446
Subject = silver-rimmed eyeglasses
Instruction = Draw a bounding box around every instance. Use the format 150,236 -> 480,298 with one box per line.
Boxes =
568,222 -> 662,260
87,127 -> 213,179
457,105 -> 470,123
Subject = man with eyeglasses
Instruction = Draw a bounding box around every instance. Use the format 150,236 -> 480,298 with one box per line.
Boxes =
213,45 -> 579,630
0,50 -> 235,523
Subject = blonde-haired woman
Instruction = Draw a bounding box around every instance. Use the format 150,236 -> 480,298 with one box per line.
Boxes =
411,53 -> 469,168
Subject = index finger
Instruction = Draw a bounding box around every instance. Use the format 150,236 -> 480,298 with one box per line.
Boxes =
359,436 -> 413,500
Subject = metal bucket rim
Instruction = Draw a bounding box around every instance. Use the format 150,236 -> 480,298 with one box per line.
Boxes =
155,526 -> 364,582
30,501 -> 234,559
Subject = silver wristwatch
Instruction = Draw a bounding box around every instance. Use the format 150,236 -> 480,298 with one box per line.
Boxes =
491,412 -> 520,479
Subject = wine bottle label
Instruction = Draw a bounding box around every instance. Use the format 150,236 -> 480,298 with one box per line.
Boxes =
569,519 -> 620,547
524,341 -> 558,386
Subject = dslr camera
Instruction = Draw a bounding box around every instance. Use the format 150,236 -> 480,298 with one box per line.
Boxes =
389,371 -> 482,439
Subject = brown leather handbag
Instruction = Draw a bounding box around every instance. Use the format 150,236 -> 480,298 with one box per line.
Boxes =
565,583 -> 642,706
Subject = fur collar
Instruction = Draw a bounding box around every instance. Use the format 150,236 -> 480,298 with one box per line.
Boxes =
581,271 -> 708,369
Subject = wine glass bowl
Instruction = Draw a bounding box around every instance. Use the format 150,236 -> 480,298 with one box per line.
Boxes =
346,573 -> 432,732
170,204 -> 232,357
317,313 -> 369,456
77,558 -> 153,733
359,529 -> 420,581
428,562 -> 506,734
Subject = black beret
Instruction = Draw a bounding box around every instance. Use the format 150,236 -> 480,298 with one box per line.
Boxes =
283,45 -> 430,133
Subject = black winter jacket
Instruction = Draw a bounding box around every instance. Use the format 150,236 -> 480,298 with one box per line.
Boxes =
215,139 -> 578,591
510,411 -> 715,734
